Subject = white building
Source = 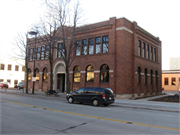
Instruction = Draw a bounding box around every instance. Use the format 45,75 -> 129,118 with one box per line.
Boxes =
170,57 -> 180,70
0,57 -> 25,87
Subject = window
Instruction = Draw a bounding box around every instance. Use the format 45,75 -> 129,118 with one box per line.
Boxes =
95,37 -> 101,54
22,66 -> 25,72
150,70 -> 153,85
143,42 -> 145,58
45,46 -> 50,59
155,71 -> 158,85
144,68 -> 147,84
57,43 -> 65,58
0,79 -> 3,82
151,46 -> 153,60
7,79 -> 11,85
76,40 -> 81,56
147,44 -> 149,59
76,88 -> 84,94
138,40 -> 141,56
37,47 -> 41,60
73,66 -> 81,82
86,65 -> 94,82
173,65 -> 176,67
102,35 -> 108,53
154,48 -> 156,61
41,46 -> 45,59
8,64 -> 12,71
172,78 -> 176,85
35,68 -> 39,81
137,67 -> 141,84
100,64 -> 109,82
164,78 -> 168,85
82,39 -> 87,55
0,63 -> 5,70
84,87 -> 94,93
88,38 -> 94,54
28,69 -> 32,81
15,65 -> 19,71
29,48 -> 33,61
33,48 -> 36,60
43,68 -> 48,81
173,60 -> 176,63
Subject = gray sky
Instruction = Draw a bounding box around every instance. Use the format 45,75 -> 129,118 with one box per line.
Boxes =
0,0 -> 180,70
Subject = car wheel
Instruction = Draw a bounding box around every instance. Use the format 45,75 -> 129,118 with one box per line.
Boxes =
18,87 -> 20,90
68,97 -> 74,104
92,99 -> 99,106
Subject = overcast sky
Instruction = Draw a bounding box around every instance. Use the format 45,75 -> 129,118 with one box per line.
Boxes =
0,0 -> 180,70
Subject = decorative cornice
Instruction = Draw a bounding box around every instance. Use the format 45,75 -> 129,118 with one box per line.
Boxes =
76,23 -> 113,32
116,26 -> 133,34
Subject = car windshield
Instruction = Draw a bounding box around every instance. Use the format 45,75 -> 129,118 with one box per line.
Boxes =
76,88 -> 84,94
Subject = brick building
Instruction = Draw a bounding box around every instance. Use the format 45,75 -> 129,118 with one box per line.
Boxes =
26,17 -> 162,98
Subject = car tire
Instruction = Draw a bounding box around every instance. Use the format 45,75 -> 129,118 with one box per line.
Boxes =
92,99 -> 99,106
68,97 -> 74,104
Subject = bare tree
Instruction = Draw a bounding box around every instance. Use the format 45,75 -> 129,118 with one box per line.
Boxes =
12,32 -> 32,94
33,0 -> 84,93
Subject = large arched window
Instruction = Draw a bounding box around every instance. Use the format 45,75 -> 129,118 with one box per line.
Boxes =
28,69 -> 32,81
35,68 -> 39,81
86,65 -> 94,82
73,66 -> 81,82
144,68 -> 147,84
43,68 -> 48,81
150,69 -> 153,85
155,70 -> 158,85
137,67 -> 141,84
100,64 -> 109,82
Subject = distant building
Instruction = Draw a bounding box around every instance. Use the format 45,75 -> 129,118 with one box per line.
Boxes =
0,57 -> 25,87
162,70 -> 180,91
170,57 -> 180,70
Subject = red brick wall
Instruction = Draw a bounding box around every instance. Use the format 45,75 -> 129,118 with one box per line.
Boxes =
25,17 -> 162,97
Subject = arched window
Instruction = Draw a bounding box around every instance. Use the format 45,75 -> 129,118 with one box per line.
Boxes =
100,64 -> 109,82
137,67 -> 141,84
155,70 -> 158,85
35,68 -> 39,81
144,68 -> 147,84
43,68 -> 48,81
73,66 -> 80,82
28,69 -> 31,81
86,65 -> 94,82
150,70 -> 153,85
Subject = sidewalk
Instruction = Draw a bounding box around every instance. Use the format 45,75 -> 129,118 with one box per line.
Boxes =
0,88 -> 179,112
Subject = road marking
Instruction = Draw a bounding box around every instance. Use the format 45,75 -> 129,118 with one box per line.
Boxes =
1,99 -> 180,131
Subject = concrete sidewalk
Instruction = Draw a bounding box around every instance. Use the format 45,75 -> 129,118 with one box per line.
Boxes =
0,88 -> 179,112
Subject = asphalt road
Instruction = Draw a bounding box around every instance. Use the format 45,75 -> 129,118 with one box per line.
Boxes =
1,93 -> 179,135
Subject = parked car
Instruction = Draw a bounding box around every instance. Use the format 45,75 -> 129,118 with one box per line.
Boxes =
0,82 -> 9,88
17,82 -> 24,90
66,87 -> 115,106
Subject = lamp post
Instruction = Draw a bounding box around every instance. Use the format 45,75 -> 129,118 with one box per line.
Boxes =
29,31 -> 38,94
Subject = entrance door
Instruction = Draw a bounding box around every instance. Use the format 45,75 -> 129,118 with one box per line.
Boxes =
57,74 -> 65,93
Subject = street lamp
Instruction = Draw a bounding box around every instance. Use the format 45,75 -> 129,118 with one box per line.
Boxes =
29,31 -> 38,94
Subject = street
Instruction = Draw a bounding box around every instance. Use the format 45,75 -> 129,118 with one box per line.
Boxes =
1,93 -> 179,135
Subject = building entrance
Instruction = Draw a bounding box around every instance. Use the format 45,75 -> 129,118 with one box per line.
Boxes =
57,74 -> 65,93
